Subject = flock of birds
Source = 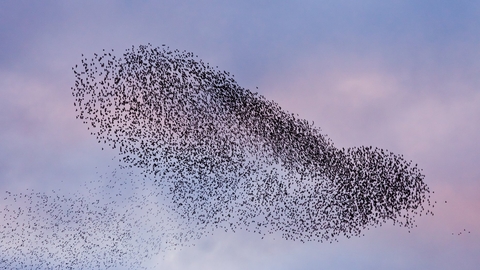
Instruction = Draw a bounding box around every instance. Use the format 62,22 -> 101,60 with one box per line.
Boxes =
1,44 -> 434,268
1,167 -> 200,269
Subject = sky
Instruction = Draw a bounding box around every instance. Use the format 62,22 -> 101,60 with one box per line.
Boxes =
1,0 -> 479,269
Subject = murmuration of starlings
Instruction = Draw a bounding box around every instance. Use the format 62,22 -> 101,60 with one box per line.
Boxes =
0,44 -> 433,269
72,44 -> 432,242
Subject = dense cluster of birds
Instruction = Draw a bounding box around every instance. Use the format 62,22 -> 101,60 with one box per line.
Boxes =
1,44 -> 433,268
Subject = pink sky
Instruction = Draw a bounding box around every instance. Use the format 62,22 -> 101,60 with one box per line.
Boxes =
1,1 -> 479,269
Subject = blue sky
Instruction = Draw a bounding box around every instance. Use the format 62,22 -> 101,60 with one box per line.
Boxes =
1,1 -> 479,269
